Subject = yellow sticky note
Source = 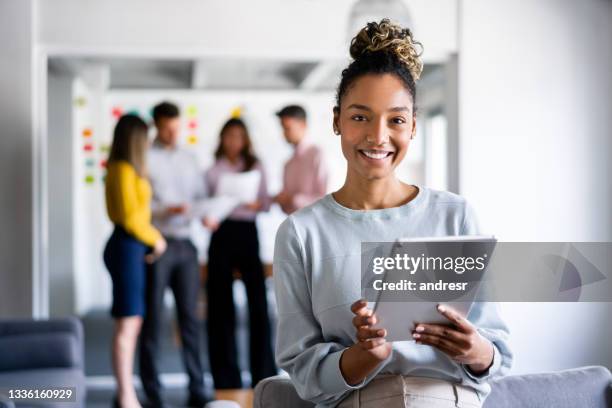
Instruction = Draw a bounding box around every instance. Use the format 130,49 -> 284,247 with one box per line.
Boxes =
187,135 -> 198,145
74,97 -> 87,107
230,107 -> 242,118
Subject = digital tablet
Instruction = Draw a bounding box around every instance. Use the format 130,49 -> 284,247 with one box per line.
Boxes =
371,235 -> 496,342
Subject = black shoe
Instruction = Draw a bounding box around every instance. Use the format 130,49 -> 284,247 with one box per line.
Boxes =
186,393 -> 213,408
143,394 -> 171,408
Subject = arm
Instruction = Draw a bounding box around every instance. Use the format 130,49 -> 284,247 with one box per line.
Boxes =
110,164 -> 161,247
273,218 -> 369,405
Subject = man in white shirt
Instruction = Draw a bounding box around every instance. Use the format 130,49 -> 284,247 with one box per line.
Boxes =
140,102 -> 212,408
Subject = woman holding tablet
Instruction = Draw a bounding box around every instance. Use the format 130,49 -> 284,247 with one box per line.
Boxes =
273,20 -> 512,407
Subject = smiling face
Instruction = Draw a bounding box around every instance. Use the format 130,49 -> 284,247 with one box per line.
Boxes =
334,73 -> 416,182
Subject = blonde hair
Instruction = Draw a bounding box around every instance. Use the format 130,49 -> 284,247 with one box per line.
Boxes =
108,114 -> 149,177
350,18 -> 423,81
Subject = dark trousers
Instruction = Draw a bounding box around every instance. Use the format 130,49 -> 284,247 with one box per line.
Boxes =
139,238 -> 205,400
206,220 -> 277,389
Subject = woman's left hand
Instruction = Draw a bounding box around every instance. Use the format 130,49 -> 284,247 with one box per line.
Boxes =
245,200 -> 262,211
412,304 -> 494,375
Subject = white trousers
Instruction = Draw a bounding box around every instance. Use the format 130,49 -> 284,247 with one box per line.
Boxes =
337,375 -> 482,408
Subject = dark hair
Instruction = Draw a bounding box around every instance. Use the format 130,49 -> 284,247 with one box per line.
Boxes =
335,19 -> 423,111
152,101 -> 180,122
214,118 -> 258,171
276,105 -> 307,121
108,114 -> 149,176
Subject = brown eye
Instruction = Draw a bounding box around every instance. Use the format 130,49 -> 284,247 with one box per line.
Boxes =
391,117 -> 406,125
351,115 -> 367,122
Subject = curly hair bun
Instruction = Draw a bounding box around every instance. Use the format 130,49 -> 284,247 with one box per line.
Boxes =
349,18 -> 423,81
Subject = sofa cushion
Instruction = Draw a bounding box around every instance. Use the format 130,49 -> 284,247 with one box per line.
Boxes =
254,375 -> 313,408
0,333 -> 80,372
484,366 -> 612,408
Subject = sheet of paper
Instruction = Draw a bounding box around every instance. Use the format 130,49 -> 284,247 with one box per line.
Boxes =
216,170 -> 261,203
190,196 -> 240,222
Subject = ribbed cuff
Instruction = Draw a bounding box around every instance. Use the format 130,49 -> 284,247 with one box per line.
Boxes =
463,343 -> 502,383
319,349 -> 367,396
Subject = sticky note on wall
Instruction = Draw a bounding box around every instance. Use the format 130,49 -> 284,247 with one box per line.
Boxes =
111,106 -> 123,119
186,105 -> 198,117
75,97 -> 87,107
85,175 -> 95,184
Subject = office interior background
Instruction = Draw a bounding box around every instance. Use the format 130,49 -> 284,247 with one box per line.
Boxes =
1,0 -> 611,403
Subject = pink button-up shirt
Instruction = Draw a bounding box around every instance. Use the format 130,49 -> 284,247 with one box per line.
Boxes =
279,140 -> 328,214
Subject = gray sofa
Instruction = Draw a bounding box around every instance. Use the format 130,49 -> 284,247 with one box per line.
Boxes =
254,366 -> 612,408
0,317 -> 86,407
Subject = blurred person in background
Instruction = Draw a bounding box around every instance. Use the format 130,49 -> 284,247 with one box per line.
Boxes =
274,105 -> 328,214
140,101 -> 213,408
205,118 -> 277,389
104,114 -> 167,408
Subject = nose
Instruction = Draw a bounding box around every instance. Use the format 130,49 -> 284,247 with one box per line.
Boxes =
367,118 -> 389,145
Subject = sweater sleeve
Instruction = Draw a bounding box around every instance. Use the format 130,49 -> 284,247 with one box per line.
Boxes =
273,217 -> 366,406
109,164 -> 161,247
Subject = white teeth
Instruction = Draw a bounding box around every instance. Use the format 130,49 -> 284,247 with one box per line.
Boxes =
361,150 -> 391,160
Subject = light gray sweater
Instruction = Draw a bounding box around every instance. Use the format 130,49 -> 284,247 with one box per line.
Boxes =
273,187 -> 512,407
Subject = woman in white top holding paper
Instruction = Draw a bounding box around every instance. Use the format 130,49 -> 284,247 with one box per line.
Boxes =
204,117 -> 277,390
273,20 -> 512,408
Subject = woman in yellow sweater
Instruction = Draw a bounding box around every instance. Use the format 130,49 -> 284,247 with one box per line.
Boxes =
104,114 -> 167,408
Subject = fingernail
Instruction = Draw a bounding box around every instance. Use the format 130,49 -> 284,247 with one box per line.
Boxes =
377,330 -> 385,337
413,333 -> 420,339
437,305 -> 446,312
416,326 -> 424,332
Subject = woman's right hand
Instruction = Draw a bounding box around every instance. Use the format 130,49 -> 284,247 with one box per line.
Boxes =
340,299 -> 392,385
351,299 -> 392,361
145,237 -> 167,264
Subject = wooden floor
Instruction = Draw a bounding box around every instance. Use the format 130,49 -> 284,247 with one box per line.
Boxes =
215,389 -> 254,408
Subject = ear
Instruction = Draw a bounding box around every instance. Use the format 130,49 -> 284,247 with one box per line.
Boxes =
410,114 -> 417,139
333,106 -> 340,135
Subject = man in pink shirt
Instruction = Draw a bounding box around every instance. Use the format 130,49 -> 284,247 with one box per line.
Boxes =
273,105 -> 328,214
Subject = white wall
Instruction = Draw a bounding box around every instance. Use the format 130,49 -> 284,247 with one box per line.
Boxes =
459,0 -> 612,374
36,0 -> 458,63
0,0 -> 35,318
48,71 -> 76,317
